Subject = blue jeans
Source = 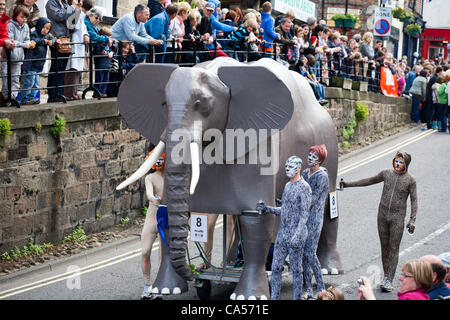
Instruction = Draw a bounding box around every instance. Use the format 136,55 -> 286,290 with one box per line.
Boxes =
411,96 -> 421,123
21,71 -> 39,103
94,70 -> 109,95
438,103 -> 448,132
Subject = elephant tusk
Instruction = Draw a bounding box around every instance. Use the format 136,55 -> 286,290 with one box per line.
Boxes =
116,141 -> 165,190
190,142 -> 200,195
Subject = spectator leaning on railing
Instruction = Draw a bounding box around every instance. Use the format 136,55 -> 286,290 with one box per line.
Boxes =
181,9 -> 202,65
145,3 -> 178,64
111,4 -> 162,63
274,18 -> 296,62
85,7 -> 115,99
259,1 -> 279,54
1,5 -> 33,101
64,0 -> 91,101
21,17 -> 55,105
45,0 -> 75,103
165,1 -> 189,64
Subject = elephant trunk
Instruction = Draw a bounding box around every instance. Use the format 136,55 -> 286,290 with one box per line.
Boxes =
164,105 -> 194,281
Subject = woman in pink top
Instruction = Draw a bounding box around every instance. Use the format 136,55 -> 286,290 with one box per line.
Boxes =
358,259 -> 433,300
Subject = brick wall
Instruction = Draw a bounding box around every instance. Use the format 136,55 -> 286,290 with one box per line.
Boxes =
0,99 -> 150,252
0,92 -> 410,252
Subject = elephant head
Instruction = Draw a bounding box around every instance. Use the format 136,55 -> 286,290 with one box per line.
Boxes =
116,58 -> 296,281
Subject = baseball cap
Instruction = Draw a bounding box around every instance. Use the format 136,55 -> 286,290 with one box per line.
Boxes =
205,2 -> 215,11
438,252 -> 450,267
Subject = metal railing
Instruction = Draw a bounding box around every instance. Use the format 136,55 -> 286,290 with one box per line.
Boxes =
0,37 -> 386,108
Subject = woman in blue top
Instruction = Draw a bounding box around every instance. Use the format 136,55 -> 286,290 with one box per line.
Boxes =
85,7 -> 114,98
301,144 -> 329,299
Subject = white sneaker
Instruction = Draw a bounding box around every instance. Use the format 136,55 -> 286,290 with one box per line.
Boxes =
321,268 -> 329,275
141,285 -> 153,299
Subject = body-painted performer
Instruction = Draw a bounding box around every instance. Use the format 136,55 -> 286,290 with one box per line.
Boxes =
340,150 -> 418,292
141,152 -> 165,299
257,156 -> 312,300
301,145 -> 329,299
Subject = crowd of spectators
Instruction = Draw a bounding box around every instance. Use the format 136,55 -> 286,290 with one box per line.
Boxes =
0,0 -> 448,111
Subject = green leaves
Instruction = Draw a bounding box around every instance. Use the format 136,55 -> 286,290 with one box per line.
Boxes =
63,222 -> 87,243
355,102 -> 369,123
50,114 -> 66,138
0,118 -> 13,139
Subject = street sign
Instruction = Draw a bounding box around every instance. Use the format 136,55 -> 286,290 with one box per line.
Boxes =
373,6 -> 392,37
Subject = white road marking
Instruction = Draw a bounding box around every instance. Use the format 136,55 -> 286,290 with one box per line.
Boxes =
0,221 -> 224,299
338,130 -> 435,175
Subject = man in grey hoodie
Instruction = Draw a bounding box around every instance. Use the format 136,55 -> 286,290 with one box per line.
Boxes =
46,0 -> 75,102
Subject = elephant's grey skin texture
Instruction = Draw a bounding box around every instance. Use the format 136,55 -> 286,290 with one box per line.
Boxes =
117,57 -> 341,298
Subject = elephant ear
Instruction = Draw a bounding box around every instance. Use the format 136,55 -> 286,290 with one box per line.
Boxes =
217,64 -> 294,160
117,64 -> 178,143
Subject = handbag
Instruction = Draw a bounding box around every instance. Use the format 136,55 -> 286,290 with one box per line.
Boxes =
57,36 -> 72,54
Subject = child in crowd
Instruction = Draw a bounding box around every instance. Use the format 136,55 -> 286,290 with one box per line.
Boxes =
85,8 -> 114,98
107,41 -> 138,97
226,18 -> 258,62
1,5 -> 33,100
21,17 -> 55,105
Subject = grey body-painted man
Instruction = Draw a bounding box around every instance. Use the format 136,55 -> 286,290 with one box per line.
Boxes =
257,156 -> 312,300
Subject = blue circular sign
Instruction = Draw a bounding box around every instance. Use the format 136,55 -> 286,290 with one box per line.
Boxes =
375,19 -> 390,35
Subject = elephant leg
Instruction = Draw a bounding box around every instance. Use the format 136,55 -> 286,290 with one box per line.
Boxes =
150,227 -> 189,295
317,196 -> 343,275
230,212 -> 274,300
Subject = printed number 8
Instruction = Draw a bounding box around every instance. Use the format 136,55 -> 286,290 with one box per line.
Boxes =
196,218 -> 202,227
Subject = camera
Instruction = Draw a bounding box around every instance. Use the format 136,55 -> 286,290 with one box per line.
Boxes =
357,278 -> 364,286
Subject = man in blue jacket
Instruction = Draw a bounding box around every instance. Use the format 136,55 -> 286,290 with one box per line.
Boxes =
260,1 -> 279,54
145,3 -> 177,63
112,4 -> 162,63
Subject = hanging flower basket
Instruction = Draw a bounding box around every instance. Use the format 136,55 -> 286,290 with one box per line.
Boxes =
393,8 -> 413,23
406,23 -> 422,37
331,14 -> 345,27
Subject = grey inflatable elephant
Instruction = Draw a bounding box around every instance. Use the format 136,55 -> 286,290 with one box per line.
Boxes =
116,57 -> 342,300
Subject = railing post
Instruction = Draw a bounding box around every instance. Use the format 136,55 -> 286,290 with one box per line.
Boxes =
213,39 -> 217,59
82,40 -> 101,99
172,38 -> 176,63
118,41 -> 124,83
273,43 -> 277,61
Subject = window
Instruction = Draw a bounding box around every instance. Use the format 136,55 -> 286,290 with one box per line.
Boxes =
95,0 -> 113,17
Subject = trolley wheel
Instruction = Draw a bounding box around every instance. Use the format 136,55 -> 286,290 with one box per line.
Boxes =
195,279 -> 212,300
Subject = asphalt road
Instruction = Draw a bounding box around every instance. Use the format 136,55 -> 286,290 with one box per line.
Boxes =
0,127 -> 449,301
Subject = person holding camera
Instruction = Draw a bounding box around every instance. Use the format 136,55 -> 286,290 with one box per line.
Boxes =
340,150 -> 418,293
358,259 -> 433,300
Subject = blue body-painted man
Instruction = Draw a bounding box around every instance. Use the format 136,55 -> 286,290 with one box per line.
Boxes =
257,156 -> 312,300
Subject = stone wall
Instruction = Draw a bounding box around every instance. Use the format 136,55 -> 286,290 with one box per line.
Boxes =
0,91 -> 411,252
0,99 -> 151,252
325,87 -> 412,145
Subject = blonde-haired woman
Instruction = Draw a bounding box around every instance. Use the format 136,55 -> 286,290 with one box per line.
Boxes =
360,31 -> 376,89
181,9 -> 202,64
167,1 -> 190,63
358,259 -> 433,300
